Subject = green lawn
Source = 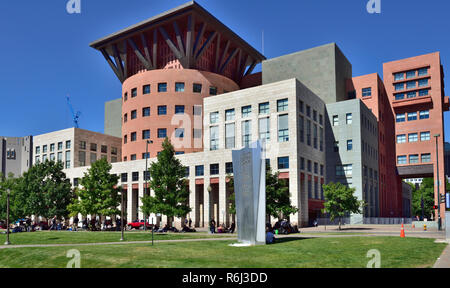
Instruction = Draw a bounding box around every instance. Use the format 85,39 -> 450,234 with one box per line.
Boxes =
0,236 -> 445,268
0,230 -> 232,245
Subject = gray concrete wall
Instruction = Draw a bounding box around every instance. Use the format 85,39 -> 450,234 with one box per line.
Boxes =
262,43 -> 352,104
0,136 -> 32,178
105,98 -> 122,138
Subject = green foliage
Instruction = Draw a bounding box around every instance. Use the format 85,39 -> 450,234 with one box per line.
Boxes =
322,182 -> 364,229
68,158 -> 121,218
0,173 -> 21,221
411,178 -> 435,219
226,175 -> 235,215
140,138 -> 191,224
14,161 -> 73,220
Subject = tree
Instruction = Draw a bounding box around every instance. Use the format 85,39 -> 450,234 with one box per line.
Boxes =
68,158 -> 121,220
411,178 -> 435,220
141,138 -> 191,226
15,161 -> 73,221
0,173 -> 21,222
322,182 -> 365,230
226,175 -> 236,215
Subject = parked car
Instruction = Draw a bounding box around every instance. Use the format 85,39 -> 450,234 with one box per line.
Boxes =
127,220 -> 153,230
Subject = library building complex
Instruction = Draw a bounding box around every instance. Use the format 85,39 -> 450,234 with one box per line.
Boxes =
1,1 -> 449,227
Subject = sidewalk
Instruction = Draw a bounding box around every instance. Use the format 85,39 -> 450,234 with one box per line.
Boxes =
433,241 -> 450,268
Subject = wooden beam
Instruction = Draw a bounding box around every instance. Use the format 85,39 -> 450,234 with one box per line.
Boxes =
127,38 -> 152,70
158,26 -> 183,60
235,49 -> 242,81
173,21 -> 185,57
195,31 -> 217,60
193,22 -> 206,56
100,48 -> 124,82
112,44 -> 124,80
185,14 -> 194,67
140,33 -> 153,67
220,47 -> 239,74
153,30 -> 157,69
244,60 -> 257,76
217,40 -> 230,72
214,33 -> 221,72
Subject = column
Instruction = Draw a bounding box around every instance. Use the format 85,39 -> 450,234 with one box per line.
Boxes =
204,177 -> 211,229
189,176 -> 196,227
126,185 -> 133,223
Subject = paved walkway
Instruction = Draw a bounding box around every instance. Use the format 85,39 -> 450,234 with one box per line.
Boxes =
433,240 -> 450,268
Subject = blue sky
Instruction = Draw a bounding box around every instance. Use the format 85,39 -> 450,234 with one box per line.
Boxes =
0,0 -> 449,141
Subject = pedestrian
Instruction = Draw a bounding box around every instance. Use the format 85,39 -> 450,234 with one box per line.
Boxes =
184,218 -> 188,227
188,218 -> 192,228
73,216 -> 79,231
210,219 -> 216,234
229,221 -> 235,233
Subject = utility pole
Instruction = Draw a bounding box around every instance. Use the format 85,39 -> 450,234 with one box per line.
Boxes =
4,189 -> 11,245
144,140 -> 153,232
120,190 -> 124,241
434,134 -> 442,231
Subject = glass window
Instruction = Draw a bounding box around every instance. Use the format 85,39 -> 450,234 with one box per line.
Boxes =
66,141 -> 71,149
406,81 -> 416,89
406,70 -> 416,79
50,143 -> 55,152
65,151 -> 71,169
225,162 -> 233,174
306,106 -> 311,117
193,83 -> 202,93
396,113 -> 406,123
306,120 -> 311,146
277,157 -> 289,169
395,83 -> 404,91
346,113 -> 352,124
299,116 -> 304,143
409,154 -> 419,164
314,163 -> 319,174
124,92 -> 128,102
158,83 -> 167,92
43,145 -> 48,153
36,146 -> 40,154
142,130 -> 150,140
407,112 -> 417,121
175,82 -> 185,92
157,128 -> 167,138
131,154 -> 137,161
131,132 -> 137,142
299,101 -> 304,113
307,160 -> 312,172
131,110 -> 137,119
278,114 -> 289,142
111,147 -> 117,155
418,68 -> 428,76
225,123 -> 235,149
210,112 -> 219,124
158,106 -> 167,115
397,134 -> 406,143
259,102 -> 269,115
210,126 -> 219,150
300,158 -> 305,170
101,145 -> 107,154
143,84 -> 151,94
123,113 -> 127,123
421,153 -> 431,163
175,105 -> 185,114
319,115 -> 323,125
419,89 -> 429,97
333,115 -> 339,126
259,117 -> 270,141
57,152 -> 62,162
79,141 -> 86,150
362,87 -> 372,97
418,79 -> 429,87
347,140 -> 353,151
90,152 -> 97,164
408,133 -> 418,142
210,164 -> 219,175
407,91 -> 416,98
313,110 -> 317,122
277,99 -> 288,112
195,165 -> 204,176
58,142 -> 63,150
90,143 -> 97,152
124,135 -> 127,144
395,93 -> 405,100
121,173 -> 128,182
209,86 -> 217,95
175,128 -> 184,138
242,120 -> 252,147
131,88 -> 137,97
225,109 -> 235,121
420,131 -> 430,141
397,155 -> 407,164
143,107 -> 150,117
419,110 -> 429,119
394,73 -> 404,81
242,105 -> 252,118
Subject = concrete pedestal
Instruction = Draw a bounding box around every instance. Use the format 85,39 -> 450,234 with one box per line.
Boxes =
446,212 -> 450,240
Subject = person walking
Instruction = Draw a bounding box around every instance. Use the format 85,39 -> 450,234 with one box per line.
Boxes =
73,216 -> 79,231
188,218 -> 192,228
210,219 -> 216,234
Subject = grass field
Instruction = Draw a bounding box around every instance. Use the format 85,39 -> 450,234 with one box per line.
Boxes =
0,230 -> 232,245
0,236 -> 446,268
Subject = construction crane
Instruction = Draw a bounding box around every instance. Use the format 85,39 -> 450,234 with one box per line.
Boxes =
66,94 -> 81,128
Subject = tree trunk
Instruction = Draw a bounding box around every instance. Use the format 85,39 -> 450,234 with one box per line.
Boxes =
339,217 -> 342,230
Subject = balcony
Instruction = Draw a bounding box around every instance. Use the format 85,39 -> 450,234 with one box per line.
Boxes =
392,95 -> 432,110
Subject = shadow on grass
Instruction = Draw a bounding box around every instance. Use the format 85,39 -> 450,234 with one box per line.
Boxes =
272,237 -> 312,245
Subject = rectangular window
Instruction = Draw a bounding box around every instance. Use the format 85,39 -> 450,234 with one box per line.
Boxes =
313,124 -> 318,149
406,81 -> 416,89
397,134 -> 406,143
333,115 -> 339,126
419,89 -> 429,97
101,145 -> 107,154
124,92 -> 128,102
124,135 -> 127,144
143,107 -> 150,117
319,114 -> 323,125
142,130 -> 150,140
397,155 -> 407,164
79,141 -> 86,150
421,153 -> 431,163
259,117 -> 270,141
407,91 -> 416,98
90,143 -> 97,152
314,162 -> 318,174
143,84 -> 151,94
57,152 -> 62,162
242,120 -> 252,147
131,132 -> 137,142
209,86 -> 217,95
346,113 -> 352,124
395,93 -> 405,100
175,128 -> 184,138
121,173 -> 128,182
307,160 -> 312,172
299,116 -> 304,143
225,162 -> 233,174
111,147 -> 118,155
210,112 -> 219,124
418,79 -> 429,87
299,101 -> 304,113
259,102 -> 269,115
394,73 -> 404,81
157,129 -> 166,139
195,165 -> 204,176
320,165 -> 324,176
175,105 -> 185,114
306,120 -> 311,146
313,110 -> 317,122
66,141 -> 71,149
278,114 -> 289,142
131,154 -> 136,161
57,142 -> 63,150
142,152 -> 150,160
418,68 -> 428,76
277,99 -> 288,112
419,110 -> 429,119
90,152 -> 97,164
420,131 -> 430,141
242,105 -> 252,118
277,157 -> 289,169
336,164 -> 352,176
43,145 -> 48,153
123,113 -> 127,123
131,110 -> 137,119
158,83 -> 167,92
409,154 -> 419,164
395,83 -> 404,91
35,146 -> 40,154
193,83 -> 202,93
408,133 -> 418,142
362,87 -> 372,97
210,164 -> 219,175
406,70 -> 416,79
210,126 -> 219,150
396,113 -> 406,123
320,127 -> 324,151
158,105 -> 167,115
131,88 -> 137,97
407,112 -> 417,121
347,140 -> 353,151
306,105 -> 311,117
65,151 -> 71,169
50,143 -> 55,152
175,82 -> 185,92
225,109 -> 235,121
300,158 -> 305,170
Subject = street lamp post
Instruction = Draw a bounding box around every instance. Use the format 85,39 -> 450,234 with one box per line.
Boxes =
4,189 -> 11,245
434,134 -> 442,231
144,140 -> 153,232
120,190 -> 124,241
